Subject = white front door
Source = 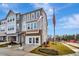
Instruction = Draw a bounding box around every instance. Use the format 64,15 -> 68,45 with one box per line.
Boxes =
25,36 -> 40,45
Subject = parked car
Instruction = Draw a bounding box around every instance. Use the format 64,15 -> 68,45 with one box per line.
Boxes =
70,40 -> 77,43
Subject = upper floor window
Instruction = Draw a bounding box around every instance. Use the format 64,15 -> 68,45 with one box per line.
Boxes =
36,11 -> 40,18
23,15 -> 26,21
31,13 -> 35,20
16,14 -> 20,19
34,22 -> 37,29
1,22 -> 3,25
0,22 -> 1,25
13,18 -> 14,21
27,23 -> 30,29
8,18 -> 14,22
8,20 -> 9,22
10,19 -> 12,22
27,14 -> 30,20
31,23 -> 33,29
4,22 -> 6,24
8,27 -> 14,31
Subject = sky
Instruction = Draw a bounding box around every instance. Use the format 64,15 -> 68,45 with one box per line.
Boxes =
0,3 -> 79,35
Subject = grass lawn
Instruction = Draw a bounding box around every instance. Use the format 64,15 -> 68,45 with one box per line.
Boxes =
30,42 -> 75,56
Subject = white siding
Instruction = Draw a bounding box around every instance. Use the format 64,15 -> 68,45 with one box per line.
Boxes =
6,12 -> 17,34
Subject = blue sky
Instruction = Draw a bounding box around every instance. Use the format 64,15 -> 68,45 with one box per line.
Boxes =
0,3 -> 79,35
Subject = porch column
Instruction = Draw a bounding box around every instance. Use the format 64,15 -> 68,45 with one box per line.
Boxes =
16,35 -> 19,43
6,36 -> 8,42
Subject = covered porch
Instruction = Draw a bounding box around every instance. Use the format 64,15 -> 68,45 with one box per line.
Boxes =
6,33 -> 20,43
0,33 -> 6,42
20,30 -> 42,45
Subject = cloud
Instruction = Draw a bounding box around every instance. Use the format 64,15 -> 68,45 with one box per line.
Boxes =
32,3 -> 54,19
0,3 -> 19,14
56,4 -> 72,11
0,3 -> 10,14
2,3 -> 9,8
58,14 -> 79,29
32,3 -> 72,20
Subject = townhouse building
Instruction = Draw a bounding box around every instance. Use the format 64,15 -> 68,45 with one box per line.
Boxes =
0,8 -> 48,45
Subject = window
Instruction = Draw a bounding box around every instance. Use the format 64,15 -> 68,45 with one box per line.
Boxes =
8,20 -> 9,22
31,23 -> 33,29
4,22 -> 6,24
23,15 -> 26,21
8,28 -> 9,30
13,18 -> 14,21
8,27 -> 14,31
33,38 -> 35,43
27,23 -> 30,29
31,13 -> 35,20
36,11 -> 40,18
34,23 -> 37,29
36,37 -> 39,43
0,22 -> 1,25
29,38 -> 32,43
10,19 -> 12,22
1,22 -> 3,25
16,14 -> 20,19
17,24 -> 19,30
27,14 -> 30,20
12,27 -> 14,30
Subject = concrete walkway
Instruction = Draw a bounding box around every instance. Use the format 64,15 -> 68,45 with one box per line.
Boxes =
62,42 -> 79,56
66,42 -> 79,47
0,44 -> 40,56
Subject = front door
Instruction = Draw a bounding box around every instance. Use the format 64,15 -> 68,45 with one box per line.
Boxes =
25,36 -> 40,45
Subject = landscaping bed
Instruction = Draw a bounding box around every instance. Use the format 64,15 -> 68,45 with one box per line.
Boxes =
0,43 -> 9,47
0,42 -> 19,48
30,42 -> 75,56
39,48 -> 58,55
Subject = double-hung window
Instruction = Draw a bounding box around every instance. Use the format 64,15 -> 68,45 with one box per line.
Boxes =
31,23 -> 33,29
31,13 -> 35,20
36,11 -> 40,18
29,38 -> 32,43
34,22 -> 37,29
27,23 -> 30,29
27,14 -> 30,21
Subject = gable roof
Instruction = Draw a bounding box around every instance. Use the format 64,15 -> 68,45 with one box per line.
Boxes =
5,10 -> 15,19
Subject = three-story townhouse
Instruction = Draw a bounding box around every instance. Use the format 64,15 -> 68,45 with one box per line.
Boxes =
0,8 -> 48,46
0,19 -> 7,41
20,8 -> 48,45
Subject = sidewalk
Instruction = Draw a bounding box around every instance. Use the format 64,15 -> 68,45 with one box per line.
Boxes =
62,42 -> 79,56
0,44 -> 40,56
66,42 -> 79,47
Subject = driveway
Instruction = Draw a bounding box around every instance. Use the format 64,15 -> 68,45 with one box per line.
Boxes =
0,44 -> 40,56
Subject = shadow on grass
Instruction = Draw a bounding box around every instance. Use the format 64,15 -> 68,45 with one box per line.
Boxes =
30,46 -> 59,56
39,48 -> 58,55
